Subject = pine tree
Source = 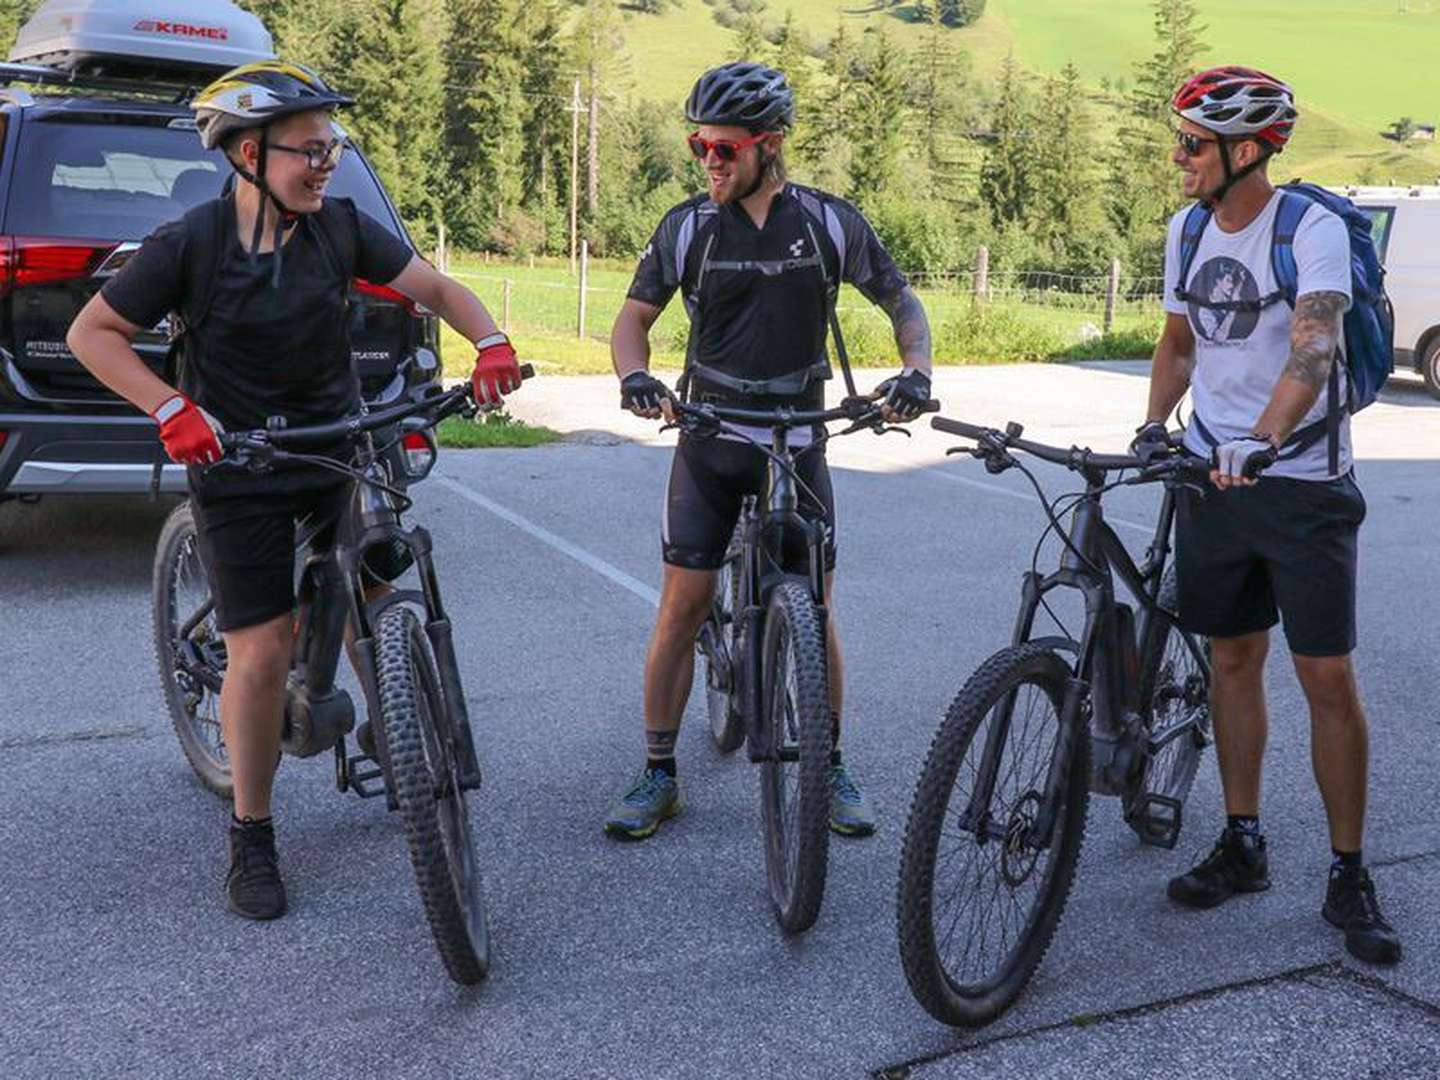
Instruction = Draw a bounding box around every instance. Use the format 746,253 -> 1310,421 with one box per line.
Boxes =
519,0 -> 569,251
568,0 -> 630,237
443,0 -> 527,250
912,6 -> 971,201
796,19 -> 854,192
978,54 -> 1034,226
846,30 -> 908,205
1132,0 -> 1208,122
1031,62 -> 1109,264
733,13 -> 768,61
0,1 -> 40,55
343,0 -> 447,245
772,11 -> 811,168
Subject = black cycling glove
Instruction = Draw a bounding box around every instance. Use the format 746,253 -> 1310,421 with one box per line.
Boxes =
881,368 -> 931,421
1130,421 -> 1171,465
620,371 -> 671,413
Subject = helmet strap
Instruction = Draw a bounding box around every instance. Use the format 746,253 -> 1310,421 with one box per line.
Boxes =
1202,136 -> 1269,207
230,138 -> 298,288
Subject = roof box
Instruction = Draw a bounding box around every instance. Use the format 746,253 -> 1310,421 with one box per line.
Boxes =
9,0 -> 275,82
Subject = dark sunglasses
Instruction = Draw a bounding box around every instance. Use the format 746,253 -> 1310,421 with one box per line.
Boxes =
1174,129 -> 1220,157
687,130 -> 770,162
266,136 -> 348,171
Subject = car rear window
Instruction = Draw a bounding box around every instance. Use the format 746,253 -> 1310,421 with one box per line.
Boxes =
5,117 -> 405,244
1359,206 -> 1394,265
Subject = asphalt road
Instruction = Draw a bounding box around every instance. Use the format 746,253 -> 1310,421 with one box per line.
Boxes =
1,363 -> 1437,1078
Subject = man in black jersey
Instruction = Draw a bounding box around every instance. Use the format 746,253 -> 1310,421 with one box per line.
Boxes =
67,63 -> 524,920
604,62 -> 933,840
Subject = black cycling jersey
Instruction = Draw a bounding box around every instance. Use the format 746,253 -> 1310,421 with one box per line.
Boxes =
103,196 -> 413,495
627,183 -> 906,405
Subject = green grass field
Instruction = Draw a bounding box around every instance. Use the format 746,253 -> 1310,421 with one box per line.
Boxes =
440,255 -> 1161,376
610,0 -> 1440,184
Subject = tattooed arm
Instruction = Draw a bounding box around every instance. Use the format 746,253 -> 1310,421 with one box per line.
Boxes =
879,286 -> 933,374
1145,313 -> 1197,424
1252,290 -> 1347,442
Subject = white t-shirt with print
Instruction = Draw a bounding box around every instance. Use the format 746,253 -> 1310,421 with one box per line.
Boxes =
1162,191 -> 1353,480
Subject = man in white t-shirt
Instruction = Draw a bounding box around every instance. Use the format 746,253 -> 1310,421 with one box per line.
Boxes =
1132,66 -> 1400,964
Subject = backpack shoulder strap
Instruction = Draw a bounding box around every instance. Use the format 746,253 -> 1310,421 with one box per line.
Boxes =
1270,188 -> 1312,309
792,185 -> 844,287
309,196 -> 359,281
177,196 -> 229,333
1174,202 -> 1212,303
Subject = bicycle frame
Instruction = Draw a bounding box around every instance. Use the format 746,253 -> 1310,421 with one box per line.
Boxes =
957,466 -> 1202,850
733,429 -> 831,764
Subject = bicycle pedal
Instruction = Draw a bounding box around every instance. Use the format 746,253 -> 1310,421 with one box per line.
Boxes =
347,755 -> 389,800
1127,793 -> 1184,849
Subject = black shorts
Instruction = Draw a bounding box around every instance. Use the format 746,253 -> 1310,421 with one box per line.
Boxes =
1174,471 -> 1366,657
191,481 -> 410,632
662,433 -> 836,572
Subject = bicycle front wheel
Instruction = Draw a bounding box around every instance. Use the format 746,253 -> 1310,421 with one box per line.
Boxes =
152,500 -> 231,798
758,578 -> 832,934
703,541 -> 744,753
376,605 -> 490,985
897,644 -> 1089,1027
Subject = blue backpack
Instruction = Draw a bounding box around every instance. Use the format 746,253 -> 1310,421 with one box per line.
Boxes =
1176,182 -> 1394,473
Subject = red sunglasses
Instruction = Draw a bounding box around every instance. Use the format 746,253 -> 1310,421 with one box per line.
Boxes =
687,131 -> 770,162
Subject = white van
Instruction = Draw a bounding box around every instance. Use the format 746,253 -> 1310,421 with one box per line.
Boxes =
1344,185 -> 1440,398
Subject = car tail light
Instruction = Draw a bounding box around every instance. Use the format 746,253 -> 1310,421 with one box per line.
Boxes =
0,431 -> 8,451
0,236 -> 117,297
401,430 -> 436,480
353,277 -> 430,316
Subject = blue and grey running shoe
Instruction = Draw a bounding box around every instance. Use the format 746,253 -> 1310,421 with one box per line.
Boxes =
829,762 -> 876,837
604,768 -> 683,840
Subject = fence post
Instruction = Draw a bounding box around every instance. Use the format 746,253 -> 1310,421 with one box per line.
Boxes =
973,245 -> 989,302
577,240 -> 589,340
1104,257 -> 1122,335
435,221 -> 447,273
502,279 -> 513,334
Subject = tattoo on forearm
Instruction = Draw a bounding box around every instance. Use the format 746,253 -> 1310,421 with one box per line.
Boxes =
880,287 -> 932,361
1284,291 -> 1346,389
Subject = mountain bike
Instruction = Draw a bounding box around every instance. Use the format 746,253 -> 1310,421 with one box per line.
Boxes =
896,418 -> 1243,1026
153,372 -> 528,985
684,392 -> 938,932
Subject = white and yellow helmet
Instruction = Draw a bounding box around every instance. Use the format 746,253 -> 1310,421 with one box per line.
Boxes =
192,61 -> 354,150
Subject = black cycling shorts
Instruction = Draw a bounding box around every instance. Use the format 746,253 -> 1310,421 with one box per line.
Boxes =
662,432 -> 836,572
191,481 -> 411,632
1173,471 -> 1366,657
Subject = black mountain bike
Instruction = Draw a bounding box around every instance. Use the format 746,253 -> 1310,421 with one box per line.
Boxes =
897,418 -> 1239,1027
686,392 -> 938,932
153,373 -> 528,985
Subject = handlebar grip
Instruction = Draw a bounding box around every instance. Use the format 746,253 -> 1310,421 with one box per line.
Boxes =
930,415 -> 986,440
519,363 -> 535,381
920,399 -> 941,413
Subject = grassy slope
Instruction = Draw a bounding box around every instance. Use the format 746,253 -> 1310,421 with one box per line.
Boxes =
617,0 -> 1440,183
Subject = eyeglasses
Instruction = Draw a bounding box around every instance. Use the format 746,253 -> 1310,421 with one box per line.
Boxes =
1174,129 -> 1220,157
686,131 -> 770,162
266,136 -> 348,171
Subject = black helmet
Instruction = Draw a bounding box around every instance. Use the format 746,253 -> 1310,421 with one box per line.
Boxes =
685,62 -> 794,131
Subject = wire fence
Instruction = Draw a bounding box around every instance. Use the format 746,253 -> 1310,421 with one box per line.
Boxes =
445,244 -> 1166,348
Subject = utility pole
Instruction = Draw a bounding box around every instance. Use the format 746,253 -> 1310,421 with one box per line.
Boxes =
586,65 -> 599,217
569,75 -> 582,275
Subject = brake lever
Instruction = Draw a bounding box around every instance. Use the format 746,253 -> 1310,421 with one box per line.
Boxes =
871,423 -> 912,438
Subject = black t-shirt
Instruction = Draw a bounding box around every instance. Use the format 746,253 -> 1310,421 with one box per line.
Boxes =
102,196 -> 413,495
627,184 -> 906,399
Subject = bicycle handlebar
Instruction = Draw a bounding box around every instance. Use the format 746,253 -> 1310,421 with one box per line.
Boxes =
218,363 -> 536,454
674,394 -> 940,430
931,415 -> 1222,482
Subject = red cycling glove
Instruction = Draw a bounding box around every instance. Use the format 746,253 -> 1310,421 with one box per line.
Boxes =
151,394 -> 223,466
471,334 -> 522,406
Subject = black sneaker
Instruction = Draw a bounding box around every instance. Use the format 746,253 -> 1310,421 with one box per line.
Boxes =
1167,827 -> 1270,909
1323,865 -> 1402,965
226,819 -> 288,920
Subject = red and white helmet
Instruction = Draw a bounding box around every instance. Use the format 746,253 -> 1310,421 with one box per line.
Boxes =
1173,66 -> 1297,150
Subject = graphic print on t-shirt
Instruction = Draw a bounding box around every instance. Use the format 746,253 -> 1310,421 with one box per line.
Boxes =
1187,255 -> 1260,344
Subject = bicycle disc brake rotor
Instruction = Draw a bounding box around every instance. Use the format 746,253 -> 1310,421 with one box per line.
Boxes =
1001,790 -> 1044,887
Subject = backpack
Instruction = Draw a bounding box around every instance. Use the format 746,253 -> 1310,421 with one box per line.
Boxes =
674,185 -> 860,401
1175,182 -> 1394,474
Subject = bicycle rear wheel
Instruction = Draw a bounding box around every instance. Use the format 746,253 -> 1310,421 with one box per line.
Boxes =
897,644 -> 1089,1027
703,539 -> 744,753
758,578 -> 831,934
152,500 -> 231,798
376,605 -> 490,985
